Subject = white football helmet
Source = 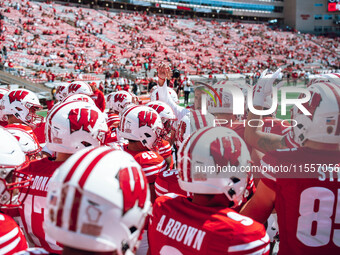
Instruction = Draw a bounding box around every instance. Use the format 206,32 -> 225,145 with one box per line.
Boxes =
45,101 -> 108,154
62,94 -> 95,106
55,84 -> 69,102
107,91 -> 134,114
45,146 -> 151,254
1,89 -> 43,128
177,110 -> 215,148
150,86 -> 179,104
291,81 -> 340,145
0,88 -> 9,101
67,81 -> 93,97
6,125 -> 42,159
0,127 -> 31,208
178,126 -> 251,207
320,73 -> 340,86
207,81 -> 245,115
146,101 -> 177,135
0,88 -> 9,120
118,105 -> 164,150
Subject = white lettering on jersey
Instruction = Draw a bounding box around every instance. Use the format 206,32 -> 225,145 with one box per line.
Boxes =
156,215 -> 206,251
30,176 -> 51,191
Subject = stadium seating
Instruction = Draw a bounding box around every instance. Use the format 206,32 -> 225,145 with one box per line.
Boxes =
0,0 -> 339,85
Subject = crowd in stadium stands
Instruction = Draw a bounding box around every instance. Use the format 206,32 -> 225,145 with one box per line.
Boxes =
0,0 -> 339,86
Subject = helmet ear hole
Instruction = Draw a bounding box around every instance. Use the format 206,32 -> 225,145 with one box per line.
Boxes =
230,177 -> 240,184
228,188 -> 236,198
129,226 -> 137,234
144,133 -> 151,138
81,141 -> 92,147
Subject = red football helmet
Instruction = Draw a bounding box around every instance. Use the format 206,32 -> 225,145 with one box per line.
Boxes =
0,127 -> 32,208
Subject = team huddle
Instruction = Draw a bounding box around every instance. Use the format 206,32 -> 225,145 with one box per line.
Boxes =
0,64 -> 340,255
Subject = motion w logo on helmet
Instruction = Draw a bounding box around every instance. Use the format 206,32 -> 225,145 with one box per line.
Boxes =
68,83 -> 82,94
138,111 -> 157,128
68,108 -> 99,133
119,166 -> 147,214
8,90 -> 29,103
147,104 -> 165,114
114,93 -> 127,103
210,137 -> 241,172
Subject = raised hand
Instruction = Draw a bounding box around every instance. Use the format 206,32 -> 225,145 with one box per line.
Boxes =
253,68 -> 282,107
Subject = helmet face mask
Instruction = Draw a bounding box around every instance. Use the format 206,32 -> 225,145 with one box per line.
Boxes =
146,101 -> 177,138
0,128 -> 32,208
0,167 -> 32,208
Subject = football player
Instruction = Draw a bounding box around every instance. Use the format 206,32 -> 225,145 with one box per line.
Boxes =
118,105 -> 167,202
148,127 -> 270,254
0,128 -> 29,254
15,101 -> 108,253
105,91 -> 135,145
0,87 -> 9,127
241,81 -> 340,254
45,146 -> 151,255
146,101 -> 177,169
154,110 -> 215,198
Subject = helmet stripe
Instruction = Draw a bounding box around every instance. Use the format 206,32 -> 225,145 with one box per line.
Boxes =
120,105 -> 139,133
186,127 -> 215,182
46,101 -> 75,143
324,82 -> 340,135
191,110 -> 201,130
56,147 -> 97,228
201,113 -> 208,127
68,148 -> 114,231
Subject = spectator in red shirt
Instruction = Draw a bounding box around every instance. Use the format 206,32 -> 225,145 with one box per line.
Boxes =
90,82 -> 105,112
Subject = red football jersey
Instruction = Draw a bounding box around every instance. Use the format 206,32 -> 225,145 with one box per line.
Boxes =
122,144 -> 167,183
158,139 -> 173,169
32,122 -> 46,144
149,194 -> 270,255
261,147 -> 340,254
18,158 -> 63,254
0,213 -> 28,255
155,169 -> 188,198
0,120 -> 8,127
283,129 -> 300,149
104,129 -> 118,145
